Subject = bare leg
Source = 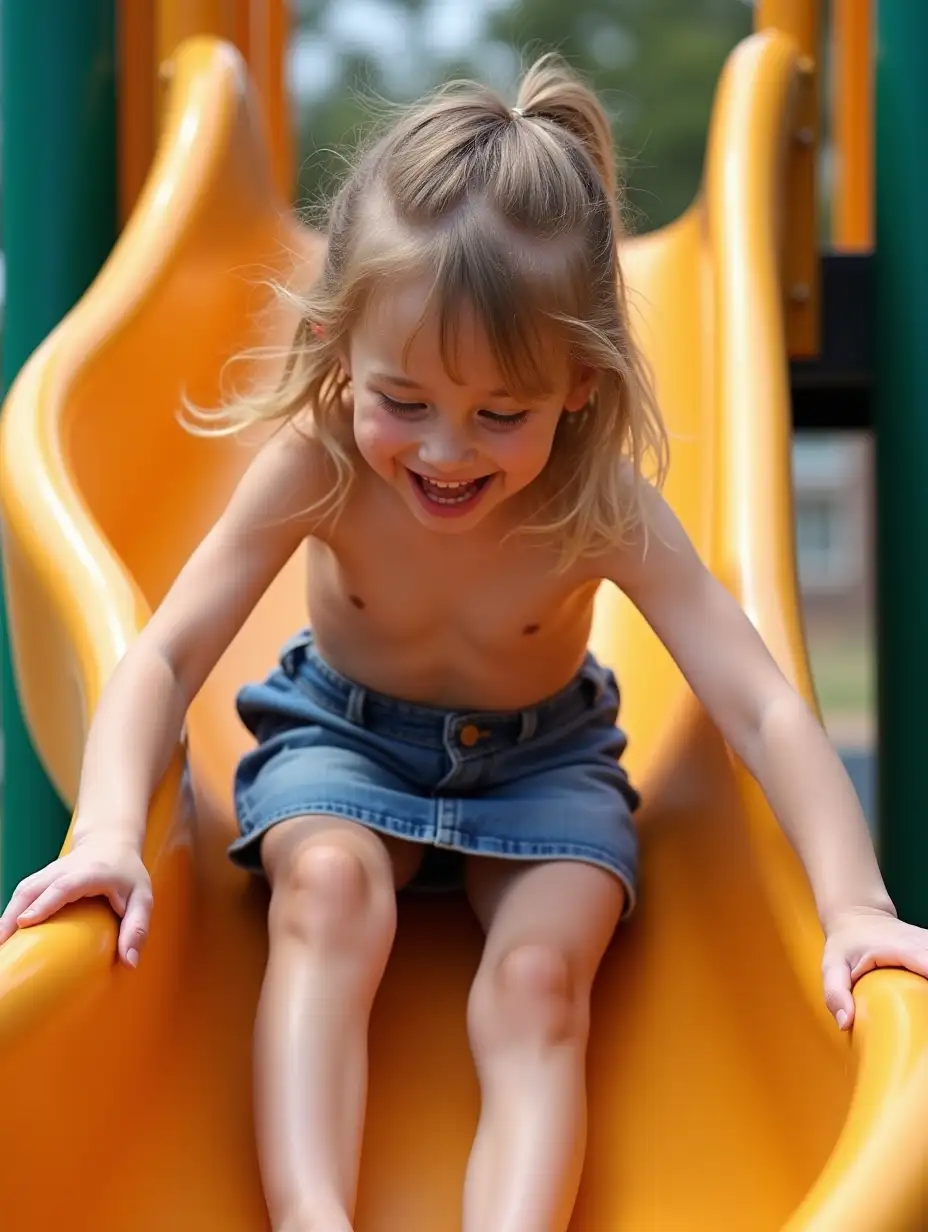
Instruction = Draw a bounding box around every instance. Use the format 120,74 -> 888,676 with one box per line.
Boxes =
256,816 -> 422,1232
462,858 -> 624,1232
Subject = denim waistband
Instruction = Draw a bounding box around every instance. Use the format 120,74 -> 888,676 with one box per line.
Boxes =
278,628 -> 612,751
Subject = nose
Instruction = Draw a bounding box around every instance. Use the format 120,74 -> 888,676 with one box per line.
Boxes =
417,425 -> 475,472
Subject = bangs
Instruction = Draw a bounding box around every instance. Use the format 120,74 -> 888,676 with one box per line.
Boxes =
402,210 -> 586,402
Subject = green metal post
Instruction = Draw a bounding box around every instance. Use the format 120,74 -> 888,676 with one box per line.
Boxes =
875,4 -> 928,925
0,2 -> 117,904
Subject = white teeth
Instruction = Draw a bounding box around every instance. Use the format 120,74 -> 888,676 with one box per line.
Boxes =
415,473 -> 485,505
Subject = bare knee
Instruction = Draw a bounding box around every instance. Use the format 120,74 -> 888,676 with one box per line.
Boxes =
270,840 -> 396,954
468,943 -> 589,1059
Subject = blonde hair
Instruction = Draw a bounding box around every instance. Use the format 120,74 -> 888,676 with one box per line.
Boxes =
187,52 -> 669,566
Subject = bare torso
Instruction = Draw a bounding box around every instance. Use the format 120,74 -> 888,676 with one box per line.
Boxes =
306,468 -> 601,710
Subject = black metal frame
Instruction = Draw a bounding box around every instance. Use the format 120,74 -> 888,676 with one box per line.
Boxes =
790,253 -> 873,431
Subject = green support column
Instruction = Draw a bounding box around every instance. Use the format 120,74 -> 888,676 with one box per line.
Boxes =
875,5 -> 928,926
0,2 -> 117,904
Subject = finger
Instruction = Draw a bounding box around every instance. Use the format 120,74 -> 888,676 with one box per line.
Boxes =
850,953 -> 877,983
851,949 -> 928,983
15,875 -> 113,928
118,885 -> 153,968
0,868 -> 62,939
823,956 -> 855,1030
0,906 -> 25,945
0,890 -> 34,943
104,887 -> 129,918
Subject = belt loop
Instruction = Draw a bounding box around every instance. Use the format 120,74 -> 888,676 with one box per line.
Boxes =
346,684 -> 367,725
281,646 -> 300,679
582,660 -> 605,703
518,708 -> 538,742
280,627 -> 312,678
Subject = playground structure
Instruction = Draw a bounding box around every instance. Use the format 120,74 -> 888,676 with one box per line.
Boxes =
1,2 -> 927,1229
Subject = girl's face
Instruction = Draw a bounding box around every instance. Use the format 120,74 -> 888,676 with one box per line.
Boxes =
343,279 -> 595,535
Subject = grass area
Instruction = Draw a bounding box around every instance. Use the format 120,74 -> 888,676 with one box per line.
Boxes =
807,632 -> 874,722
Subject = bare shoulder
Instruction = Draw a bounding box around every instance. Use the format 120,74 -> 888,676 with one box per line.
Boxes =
591,466 -> 700,596
220,412 -> 339,538
141,414 -> 338,698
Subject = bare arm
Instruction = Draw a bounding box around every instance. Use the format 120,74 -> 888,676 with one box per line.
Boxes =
73,419 -> 328,851
607,484 -> 928,1029
0,419 -> 334,960
608,483 -> 892,931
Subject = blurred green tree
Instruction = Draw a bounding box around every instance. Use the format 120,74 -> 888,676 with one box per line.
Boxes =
289,0 -> 753,231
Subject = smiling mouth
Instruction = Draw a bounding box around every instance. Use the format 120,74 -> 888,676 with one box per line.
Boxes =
409,471 -> 494,506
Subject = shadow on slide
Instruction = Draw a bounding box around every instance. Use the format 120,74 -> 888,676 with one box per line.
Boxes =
1,31 -> 927,1232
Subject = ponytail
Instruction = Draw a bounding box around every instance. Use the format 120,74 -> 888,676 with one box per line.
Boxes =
514,52 -> 619,205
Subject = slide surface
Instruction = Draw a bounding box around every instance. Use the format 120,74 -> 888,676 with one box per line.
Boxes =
2,33 -> 928,1232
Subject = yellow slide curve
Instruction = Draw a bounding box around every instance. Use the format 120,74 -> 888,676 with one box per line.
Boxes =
1,32 -> 927,1232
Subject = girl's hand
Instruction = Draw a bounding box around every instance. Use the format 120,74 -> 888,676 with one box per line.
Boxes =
0,836 -> 152,968
823,906 -> 928,1030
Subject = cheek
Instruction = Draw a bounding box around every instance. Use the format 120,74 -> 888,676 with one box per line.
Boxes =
492,419 -> 559,474
353,402 -> 411,463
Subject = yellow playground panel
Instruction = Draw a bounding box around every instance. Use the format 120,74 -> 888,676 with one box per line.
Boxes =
1,12 -> 927,1232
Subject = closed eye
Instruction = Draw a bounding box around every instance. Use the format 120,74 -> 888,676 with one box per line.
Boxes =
376,393 -> 528,427
376,393 -> 427,415
478,409 -> 529,427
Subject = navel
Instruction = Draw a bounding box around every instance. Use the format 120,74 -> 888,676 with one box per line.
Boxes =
522,623 -> 540,635
349,594 -> 366,610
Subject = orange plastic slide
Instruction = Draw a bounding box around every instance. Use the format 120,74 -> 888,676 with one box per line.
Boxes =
1,32 -> 927,1232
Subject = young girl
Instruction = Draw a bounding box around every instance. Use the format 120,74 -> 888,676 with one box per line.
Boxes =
1,52 -> 926,1232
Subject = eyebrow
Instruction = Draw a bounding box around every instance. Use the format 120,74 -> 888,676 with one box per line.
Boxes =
372,371 -> 514,399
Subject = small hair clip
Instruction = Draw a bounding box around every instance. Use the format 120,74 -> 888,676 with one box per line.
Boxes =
511,105 -> 524,118
310,323 -> 325,337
